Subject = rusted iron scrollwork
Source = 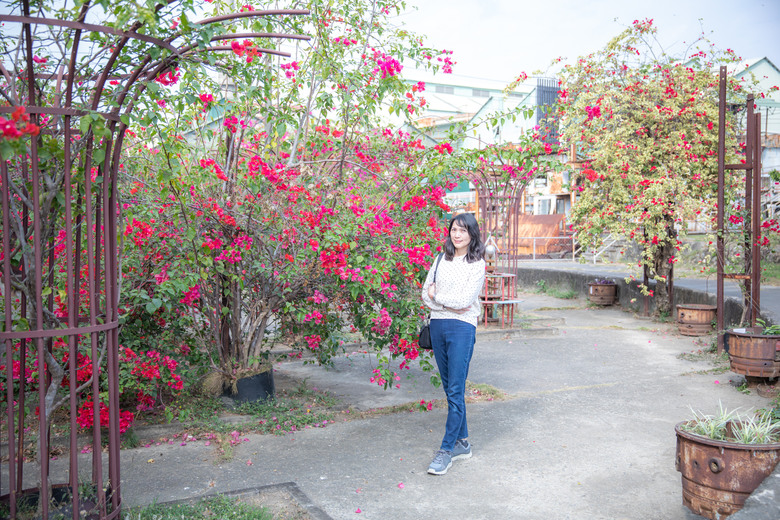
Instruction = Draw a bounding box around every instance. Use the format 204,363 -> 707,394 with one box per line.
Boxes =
0,2 -> 309,518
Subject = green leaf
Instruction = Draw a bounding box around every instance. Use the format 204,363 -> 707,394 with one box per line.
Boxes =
93,148 -> 106,165
0,140 -> 15,161
79,115 -> 92,135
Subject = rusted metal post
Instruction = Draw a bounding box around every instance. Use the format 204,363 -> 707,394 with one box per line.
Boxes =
717,67 -> 727,353
716,68 -> 764,351
751,110 -> 762,325
744,95 -> 754,324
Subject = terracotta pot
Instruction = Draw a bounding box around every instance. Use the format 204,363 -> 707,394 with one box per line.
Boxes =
675,421 -> 780,519
676,303 -> 716,336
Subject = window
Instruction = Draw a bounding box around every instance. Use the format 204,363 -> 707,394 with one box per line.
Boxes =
472,89 -> 490,97
435,85 -> 454,94
556,197 -> 570,215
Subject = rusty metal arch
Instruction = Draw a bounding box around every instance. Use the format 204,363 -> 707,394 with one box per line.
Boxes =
0,2 -> 309,518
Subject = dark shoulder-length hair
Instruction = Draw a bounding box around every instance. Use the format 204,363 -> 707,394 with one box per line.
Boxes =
444,213 -> 484,263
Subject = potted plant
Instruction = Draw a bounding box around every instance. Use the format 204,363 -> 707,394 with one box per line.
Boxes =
586,278 -> 617,305
724,322 -> 780,379
675,403 -> 780,519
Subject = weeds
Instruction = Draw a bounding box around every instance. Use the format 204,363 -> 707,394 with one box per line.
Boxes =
120,428 -> 141,449
466,381 -> 506,402
534,280 -> 578,300
678,345 -> 730,376
122,494 -> 274,520
237,397 -> 335,435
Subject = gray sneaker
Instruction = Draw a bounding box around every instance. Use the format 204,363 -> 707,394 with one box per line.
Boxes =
427,449 -> 453,475
452,439 -> 472,461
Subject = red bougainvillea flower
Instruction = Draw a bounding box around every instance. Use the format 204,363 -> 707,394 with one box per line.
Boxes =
582,169 -> 598,182
433,142 -> 453,154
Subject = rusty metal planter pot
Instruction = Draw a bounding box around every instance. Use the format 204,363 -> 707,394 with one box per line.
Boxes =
587,283 -> 616,305
724,329 -> 780,378
677,304 -> 717,336
675,422 -> 780,519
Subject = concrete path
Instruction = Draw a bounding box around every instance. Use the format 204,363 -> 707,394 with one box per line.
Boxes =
98,291 -> 777,520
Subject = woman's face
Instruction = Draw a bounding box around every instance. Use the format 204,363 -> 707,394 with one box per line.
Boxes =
450,220 -> 471,254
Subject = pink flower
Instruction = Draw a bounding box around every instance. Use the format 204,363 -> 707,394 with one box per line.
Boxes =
585,105 -> 601,121
434,142 -> 453,154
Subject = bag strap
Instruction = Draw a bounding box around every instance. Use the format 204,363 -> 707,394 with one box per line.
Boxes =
432,253 -> 443,283
425,253 -> 444,324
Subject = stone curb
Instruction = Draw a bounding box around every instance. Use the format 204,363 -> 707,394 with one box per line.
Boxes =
140,482 -> 334,520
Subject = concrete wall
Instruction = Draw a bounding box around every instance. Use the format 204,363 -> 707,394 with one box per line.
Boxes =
514,266 -> 746,326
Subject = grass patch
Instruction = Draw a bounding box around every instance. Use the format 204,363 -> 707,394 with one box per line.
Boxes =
351,381 -> 506,418
237,394 -> 336,435
123,494 -> 274,520
134,379 -> 340,437
140,394 -> 225,431
685,366 -> 731,376
534,305 -> 582,311
534,280 -> 578,300
466,381 -> 506,402
120,428 -> 141,449
678,345 -> 731,375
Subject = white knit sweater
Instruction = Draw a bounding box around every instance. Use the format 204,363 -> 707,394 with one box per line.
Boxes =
421,254 -> 486,328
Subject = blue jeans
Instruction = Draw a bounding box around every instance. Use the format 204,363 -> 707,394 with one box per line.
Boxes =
429,318 -> 475,452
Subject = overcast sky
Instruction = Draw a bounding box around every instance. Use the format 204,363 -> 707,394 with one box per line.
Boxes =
396,0 -> 780,82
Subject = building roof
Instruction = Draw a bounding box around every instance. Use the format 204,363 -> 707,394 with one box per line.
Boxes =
402,68 -> 535,94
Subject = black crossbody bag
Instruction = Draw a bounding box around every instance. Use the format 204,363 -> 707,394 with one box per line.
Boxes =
418,254 -> 443,350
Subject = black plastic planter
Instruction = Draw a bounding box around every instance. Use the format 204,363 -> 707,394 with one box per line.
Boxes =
226,370 -> 276,403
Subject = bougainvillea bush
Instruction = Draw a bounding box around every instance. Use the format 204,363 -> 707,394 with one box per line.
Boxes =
0,0 -> 461,469
557,19 -> 768,316
118,0 -> 462,392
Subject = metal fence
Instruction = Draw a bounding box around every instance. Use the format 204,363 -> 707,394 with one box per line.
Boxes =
514,236 -> 577,261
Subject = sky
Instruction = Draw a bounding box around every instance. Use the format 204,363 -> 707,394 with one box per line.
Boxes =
396,0 -> 780,83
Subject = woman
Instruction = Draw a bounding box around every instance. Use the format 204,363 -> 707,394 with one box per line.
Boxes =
421,212 -> 485,475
